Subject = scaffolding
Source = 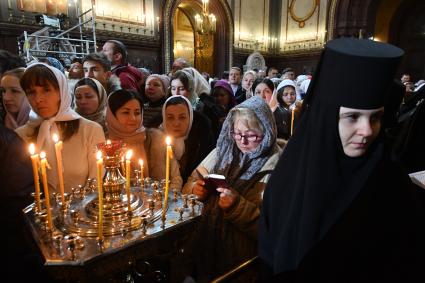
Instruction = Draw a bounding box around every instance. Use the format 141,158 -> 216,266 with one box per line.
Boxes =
18,3 -> 97,66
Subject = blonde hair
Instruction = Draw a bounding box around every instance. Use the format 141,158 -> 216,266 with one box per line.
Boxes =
231,108 -> 264,133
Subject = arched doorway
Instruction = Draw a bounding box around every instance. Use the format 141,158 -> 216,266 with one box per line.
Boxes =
163,0 -> 234,77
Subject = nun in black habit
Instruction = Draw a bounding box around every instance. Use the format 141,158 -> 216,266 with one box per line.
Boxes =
258,38 -> 425,282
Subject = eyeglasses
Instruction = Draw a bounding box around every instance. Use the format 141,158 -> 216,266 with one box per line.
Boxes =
231,131 -> 263,142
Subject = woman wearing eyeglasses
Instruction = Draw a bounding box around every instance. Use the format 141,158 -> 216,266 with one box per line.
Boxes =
182,96 -> 285,282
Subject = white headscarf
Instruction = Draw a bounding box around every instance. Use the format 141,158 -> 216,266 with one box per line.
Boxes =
277,79 -> 298,109
161,95 -> 194,160
25,62 -> 81,151
182,67 -> 211,96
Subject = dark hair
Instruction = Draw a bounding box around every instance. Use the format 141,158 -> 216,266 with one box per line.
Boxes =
108,89 -> 143,116
165,96 -> 190,111
71,57 -> 82,64
106,40 -> 128,64
252,78 -> 275,94
222,71 -> 229,80
282,67 -> 294,74
0,50 -> 25,75
171,70 -> 191,91
267,66 -> 278,74
276,84 -> 296,107
74,78 -> 99,96
21,65 -> 79,141
20,65 -> 60,94
82,52 -> 111,71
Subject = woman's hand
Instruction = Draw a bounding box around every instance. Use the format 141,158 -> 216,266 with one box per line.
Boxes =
217,187 -> 238,211
192,179 -> 209,201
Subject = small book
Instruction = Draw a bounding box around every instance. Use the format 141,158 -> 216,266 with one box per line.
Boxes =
408,170 -> 425,190
196,167 -> 229,194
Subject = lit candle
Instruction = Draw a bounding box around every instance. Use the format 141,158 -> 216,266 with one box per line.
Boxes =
96,151 -> 103,241
290,108 -> 295,136
162,137 -> 171,220
125,150 -> 133,213
40,152 -> 53,231
52,133 -> 65,205
139,159 -> 144,186
29,144 -> 41,212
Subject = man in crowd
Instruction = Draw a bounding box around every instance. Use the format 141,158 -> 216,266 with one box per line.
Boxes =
101,40 -> 143,94
228,66 -> 245,104
82,52 -> 121,95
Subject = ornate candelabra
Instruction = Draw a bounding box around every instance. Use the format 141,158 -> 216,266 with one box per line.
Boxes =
23,140 -> 202,281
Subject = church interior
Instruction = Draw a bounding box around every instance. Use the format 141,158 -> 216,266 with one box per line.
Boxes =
0,0 -> 424,282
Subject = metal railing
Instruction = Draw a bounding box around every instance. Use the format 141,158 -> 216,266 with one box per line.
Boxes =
19,2 -> 96,64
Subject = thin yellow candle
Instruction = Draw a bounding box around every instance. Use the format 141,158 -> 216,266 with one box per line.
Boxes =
139,159 -> 144,185
40,151 -> 53,231
96,151 -> 103,241
52,133 -> 65,205
125,149 -> 133,213
290,108 -> 295,136
162,137 -> 171,220
29,144 -> 41,212
120,156 -> 125,175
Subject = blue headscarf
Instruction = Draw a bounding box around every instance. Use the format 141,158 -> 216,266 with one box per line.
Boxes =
46,57 -> 65,73
214,96 -> 277,182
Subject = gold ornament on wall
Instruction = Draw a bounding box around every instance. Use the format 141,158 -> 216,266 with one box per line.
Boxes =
289,0 -> 318,28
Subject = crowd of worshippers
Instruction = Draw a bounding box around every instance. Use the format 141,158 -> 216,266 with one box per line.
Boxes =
0,37 -> 424,282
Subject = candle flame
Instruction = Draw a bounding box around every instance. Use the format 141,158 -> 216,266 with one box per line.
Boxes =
106,139 -> 111,145
29,143 -> 35,155
40,151 -> 46,159
96,151 -> 102,160
166,136 -> 171,146
52,133 -> 59,143
126,149 -> 133,160
139,159 -> 143,166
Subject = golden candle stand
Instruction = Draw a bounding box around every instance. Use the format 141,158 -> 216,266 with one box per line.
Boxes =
23,141 -> 203,282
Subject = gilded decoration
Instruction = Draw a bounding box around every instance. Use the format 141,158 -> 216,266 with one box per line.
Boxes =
289,0 -> 318,28
164,0 -> 233,74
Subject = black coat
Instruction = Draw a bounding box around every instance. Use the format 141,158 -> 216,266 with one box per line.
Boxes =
0,125 -> 51,281
265,159 -> 425,282
179,111 -> 215,183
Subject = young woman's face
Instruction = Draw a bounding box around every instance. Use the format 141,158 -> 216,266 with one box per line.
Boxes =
165,104 -> 190,138
338,106 -> 384,157
281,86 -> 296,107
115,99 -> 142,132
242,73 -> 255,91
75,85 -> 99,115
145,77 -> 165,102
232,118 -> 263,154
255,83 -> 273,103
26,81 -> 61,118
215,88 -> 231,108
171,79 -> 190,99
0,75 -> 27,115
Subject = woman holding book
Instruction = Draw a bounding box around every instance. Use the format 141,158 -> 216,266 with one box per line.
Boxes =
182,96 -> 285,281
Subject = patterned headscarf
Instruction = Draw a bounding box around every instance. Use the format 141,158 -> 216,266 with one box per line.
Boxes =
214,96 -> 277,182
